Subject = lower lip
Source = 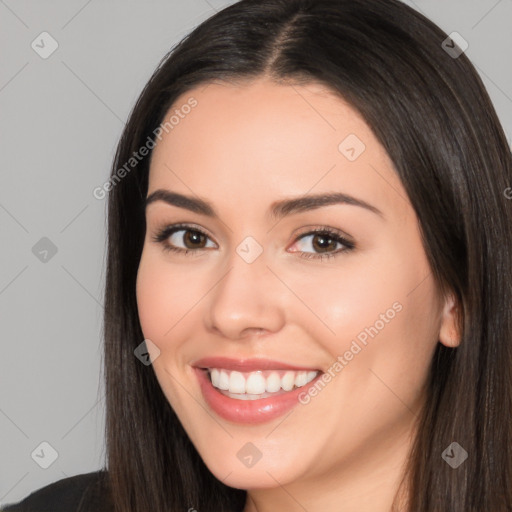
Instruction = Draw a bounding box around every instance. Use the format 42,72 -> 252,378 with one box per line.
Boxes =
194,367 -> 323,424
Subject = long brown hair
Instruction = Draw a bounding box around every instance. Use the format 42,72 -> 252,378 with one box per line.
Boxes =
103,1 -> 512,510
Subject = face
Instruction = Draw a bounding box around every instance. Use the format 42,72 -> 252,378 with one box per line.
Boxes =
136,78 -> 457,493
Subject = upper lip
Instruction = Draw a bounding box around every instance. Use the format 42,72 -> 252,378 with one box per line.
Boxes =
192,357 -> 321,372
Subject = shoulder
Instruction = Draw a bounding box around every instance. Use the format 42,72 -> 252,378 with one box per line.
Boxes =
1,470 -> 113,512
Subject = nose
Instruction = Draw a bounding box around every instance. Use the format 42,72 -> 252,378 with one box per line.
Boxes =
204,246 -> 286,341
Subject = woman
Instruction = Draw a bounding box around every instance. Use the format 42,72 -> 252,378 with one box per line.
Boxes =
4,0 -> 511,511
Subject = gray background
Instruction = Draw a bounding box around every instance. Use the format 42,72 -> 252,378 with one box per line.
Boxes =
1,0 -> 511,506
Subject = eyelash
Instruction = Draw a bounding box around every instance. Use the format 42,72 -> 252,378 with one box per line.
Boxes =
151,223 -> 355,261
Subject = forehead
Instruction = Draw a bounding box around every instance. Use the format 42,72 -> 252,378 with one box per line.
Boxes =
147,78 -> 410,221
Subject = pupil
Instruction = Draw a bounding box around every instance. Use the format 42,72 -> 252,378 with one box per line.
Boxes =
313,234 -> 335,252
185,230 -> 205,248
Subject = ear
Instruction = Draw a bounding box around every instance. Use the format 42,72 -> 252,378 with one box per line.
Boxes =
438,292 -> 461,348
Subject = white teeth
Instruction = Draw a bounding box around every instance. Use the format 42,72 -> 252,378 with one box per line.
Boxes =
218,370 -> 230,390
295,371 -> 308,387
229,371 -> 246,394
306,370 -> 317,383
246,372 -> 267,394
207,368 -> 319,396
210,368 -> 231,390
210,368 -> 220,388
281,371 -> 295,391
266,372 -> 281,393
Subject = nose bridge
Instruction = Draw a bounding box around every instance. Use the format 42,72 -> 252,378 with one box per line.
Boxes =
205,236 -> 285,339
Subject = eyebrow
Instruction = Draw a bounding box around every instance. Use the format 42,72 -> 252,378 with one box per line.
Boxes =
145,189 -> 384,221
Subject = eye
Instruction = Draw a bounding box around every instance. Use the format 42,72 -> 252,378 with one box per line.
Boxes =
289,227 -> 355,261
152,223 -> 355,261
152,223 -> 216,255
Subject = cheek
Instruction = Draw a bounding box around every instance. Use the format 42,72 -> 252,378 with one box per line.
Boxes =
136,254 -> 166,342
136,250 -> 191,345
136,249 -> 218,357
295,245 -> 440,368
285,255 -> 406,354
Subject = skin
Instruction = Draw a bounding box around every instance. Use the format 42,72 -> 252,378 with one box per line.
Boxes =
136,77 -> 460,512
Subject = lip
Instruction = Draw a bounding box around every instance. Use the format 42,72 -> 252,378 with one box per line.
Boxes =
192,356 -> 321,372
193,366 -> 324,425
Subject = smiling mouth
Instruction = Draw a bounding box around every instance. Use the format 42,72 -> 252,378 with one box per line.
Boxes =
203,367 -> 321,400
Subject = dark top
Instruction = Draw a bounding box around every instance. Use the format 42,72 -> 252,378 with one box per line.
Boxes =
1,470 -> 113,512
